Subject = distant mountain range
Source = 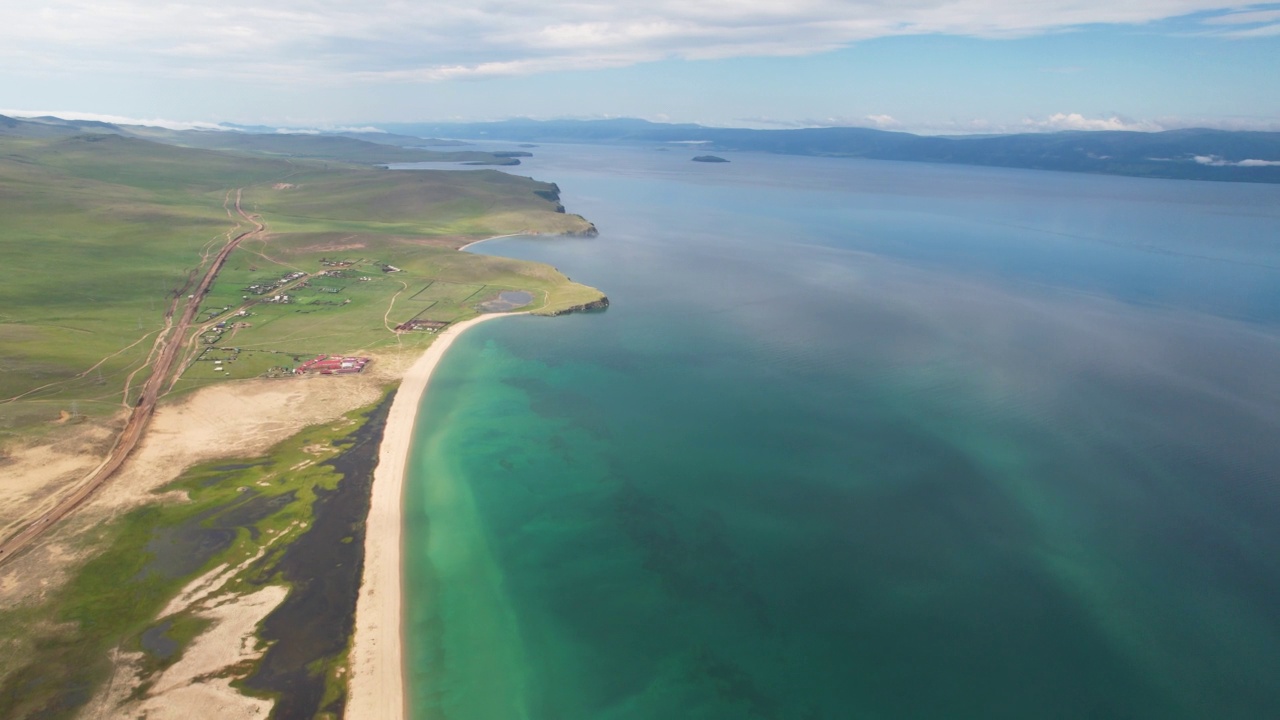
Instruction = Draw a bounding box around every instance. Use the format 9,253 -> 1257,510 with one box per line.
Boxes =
0,114 -> 520,165
4,114 -> 1278,183
381,118 -> 1280,183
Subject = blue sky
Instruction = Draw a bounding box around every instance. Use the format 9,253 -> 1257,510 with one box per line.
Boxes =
2,1 -> 1277,133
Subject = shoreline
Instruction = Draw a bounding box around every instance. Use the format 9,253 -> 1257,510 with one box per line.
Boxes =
347,313 -> 510,720
458,233 -> 524,252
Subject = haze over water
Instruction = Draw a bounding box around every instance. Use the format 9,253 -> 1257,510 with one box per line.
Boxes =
400,146 -> 1280,719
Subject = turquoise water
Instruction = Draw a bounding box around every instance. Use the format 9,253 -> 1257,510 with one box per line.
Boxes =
402,148 -> 1280,719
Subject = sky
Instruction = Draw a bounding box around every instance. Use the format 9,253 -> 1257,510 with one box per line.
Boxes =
2,0 -> 1278,134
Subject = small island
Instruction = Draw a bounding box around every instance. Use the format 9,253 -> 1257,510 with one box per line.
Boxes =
692,155 -> 729,163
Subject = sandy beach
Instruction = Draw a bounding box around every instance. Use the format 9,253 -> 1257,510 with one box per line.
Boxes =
458,233 -> 523,252
347,313 -> 509,720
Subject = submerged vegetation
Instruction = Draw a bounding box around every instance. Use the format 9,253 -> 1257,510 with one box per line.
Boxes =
0,396 -> 390,719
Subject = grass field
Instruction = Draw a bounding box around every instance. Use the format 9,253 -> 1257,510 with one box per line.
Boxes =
0,135 -> 282,432
0,133 -> 602,441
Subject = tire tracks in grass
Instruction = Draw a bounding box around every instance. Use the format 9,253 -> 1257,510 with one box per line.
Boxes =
0,329 -> 158,406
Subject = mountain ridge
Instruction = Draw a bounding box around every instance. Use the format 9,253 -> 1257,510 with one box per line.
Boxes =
4,114 -> 1277,182
380,118 -> 1280,183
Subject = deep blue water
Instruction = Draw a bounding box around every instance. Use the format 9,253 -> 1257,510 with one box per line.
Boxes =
401,147 -> 1280,719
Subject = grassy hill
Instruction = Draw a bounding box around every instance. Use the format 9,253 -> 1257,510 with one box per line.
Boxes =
0,114 -> 521,165
131,128 -> 527,165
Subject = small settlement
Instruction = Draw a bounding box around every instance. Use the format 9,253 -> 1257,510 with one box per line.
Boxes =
393,319 -> 450,333
294,354 -> 371,375
184,258 -> 399,383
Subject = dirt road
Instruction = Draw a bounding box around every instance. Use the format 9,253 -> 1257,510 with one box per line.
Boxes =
0,190 -> 266,566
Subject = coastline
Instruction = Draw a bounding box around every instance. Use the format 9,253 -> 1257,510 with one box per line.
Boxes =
347,313 -> 510,720
458,233 -> 524,252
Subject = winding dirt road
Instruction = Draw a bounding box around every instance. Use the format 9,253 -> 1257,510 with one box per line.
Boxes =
0,190 -> 265,566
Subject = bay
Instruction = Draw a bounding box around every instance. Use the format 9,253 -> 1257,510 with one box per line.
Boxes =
402,146 -> 1280,719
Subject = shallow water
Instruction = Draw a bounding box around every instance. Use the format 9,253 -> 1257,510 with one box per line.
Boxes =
402,147 -> 1280,719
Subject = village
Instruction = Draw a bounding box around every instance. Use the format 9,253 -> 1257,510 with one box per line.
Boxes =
191,346 -> 373,379
184,261 -> 383,382
181,256 -> 496,384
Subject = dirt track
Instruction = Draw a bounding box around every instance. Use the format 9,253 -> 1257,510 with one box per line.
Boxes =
0,190 -> 265,566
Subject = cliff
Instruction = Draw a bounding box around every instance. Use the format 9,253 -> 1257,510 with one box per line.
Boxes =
564,220 -> 599,237
539,296 -> 610,316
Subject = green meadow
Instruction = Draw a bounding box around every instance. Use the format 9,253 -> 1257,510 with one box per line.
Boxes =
0,132 -> 602,440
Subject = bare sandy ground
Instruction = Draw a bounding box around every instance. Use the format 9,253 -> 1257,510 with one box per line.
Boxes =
1,372 -> 391,567
96,374 -> 387,511
0,421 -> 119,542
0,371 -> 395,718
347,314 -> 509,720
89,585 -> 288,720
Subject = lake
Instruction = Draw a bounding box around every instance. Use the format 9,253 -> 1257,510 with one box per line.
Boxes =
400,147 -> 1280,719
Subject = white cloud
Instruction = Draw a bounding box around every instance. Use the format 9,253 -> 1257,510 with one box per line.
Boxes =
1202,8 -> 1280,24
1195,155 -> 1280,167
1198,6 -> 1280,37
933,113 -> 1280,135
0,109 -> 227,131
1022,112 -> 1165,132
1220,22 -> 1280,37
864,114 -> 902,128
730,117 -> 814,128
274,124 -> 385,133
0,0 -> 1260,84
726,112 -> 1280,135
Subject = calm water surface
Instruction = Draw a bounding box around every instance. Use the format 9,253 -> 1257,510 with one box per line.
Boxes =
400,147 -> 1280,719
